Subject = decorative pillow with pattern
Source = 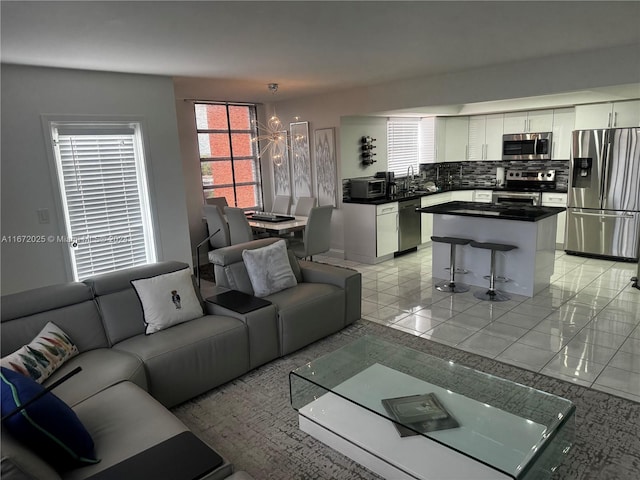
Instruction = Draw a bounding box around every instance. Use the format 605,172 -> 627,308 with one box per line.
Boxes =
1,367 -> 100,471
242,239 -> 298,297
1,322 -> 78,384
131,267 -> 204,335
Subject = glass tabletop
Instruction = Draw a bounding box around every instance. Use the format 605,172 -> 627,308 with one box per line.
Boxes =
290,335 -> 575,479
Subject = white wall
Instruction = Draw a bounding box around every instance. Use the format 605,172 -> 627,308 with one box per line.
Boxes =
340,116 -> 388,179
1,65 -> 191,294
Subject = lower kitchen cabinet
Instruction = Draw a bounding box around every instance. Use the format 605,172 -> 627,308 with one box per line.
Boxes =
343,202 -> 398,264
376,203 -> 399,257
542,192 -> 567,248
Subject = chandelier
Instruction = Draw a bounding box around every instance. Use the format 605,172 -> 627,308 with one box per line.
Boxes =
252,83 -> 288,166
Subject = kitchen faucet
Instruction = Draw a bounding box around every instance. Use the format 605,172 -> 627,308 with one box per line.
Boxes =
405,165 -> 415,191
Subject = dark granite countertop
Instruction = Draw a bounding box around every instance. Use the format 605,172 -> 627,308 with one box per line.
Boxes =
417,201 -> 565,222
344,186 -> 567,206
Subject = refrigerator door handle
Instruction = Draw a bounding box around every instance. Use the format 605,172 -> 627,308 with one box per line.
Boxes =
598,142 -> 608,206
602,142 -> 612,205
571,211 -> 635,219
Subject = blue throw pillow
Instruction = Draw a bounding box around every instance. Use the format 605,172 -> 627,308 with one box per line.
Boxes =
0,367 -> 99,471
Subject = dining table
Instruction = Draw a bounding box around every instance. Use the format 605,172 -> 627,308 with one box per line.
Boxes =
246,213 -> 308,236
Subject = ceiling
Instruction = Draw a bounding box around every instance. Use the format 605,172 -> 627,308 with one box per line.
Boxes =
2,1 -> 640,104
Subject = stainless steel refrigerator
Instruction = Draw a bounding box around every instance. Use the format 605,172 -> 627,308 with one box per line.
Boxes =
566,128 -> 640,261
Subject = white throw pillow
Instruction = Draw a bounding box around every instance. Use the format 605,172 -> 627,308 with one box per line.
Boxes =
242,240 -> 298,297
131,268 -> 204,335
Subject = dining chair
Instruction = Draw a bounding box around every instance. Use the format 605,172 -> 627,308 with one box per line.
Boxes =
202,205 -> 231,249
205,197 -> 229,217
272,195 -> 291,215
289,205 -> 333,260
224,206 -> 255,244
294,196 -> 316,217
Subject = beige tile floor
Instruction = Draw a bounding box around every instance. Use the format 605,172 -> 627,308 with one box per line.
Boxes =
314,247 -> 640,403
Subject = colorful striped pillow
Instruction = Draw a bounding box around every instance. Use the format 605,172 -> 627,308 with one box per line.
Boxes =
1,322 -> 78,383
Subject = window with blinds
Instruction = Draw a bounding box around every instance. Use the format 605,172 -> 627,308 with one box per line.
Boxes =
387,120 -> 419,177
51,123 -> 156,280
387,118 -> 436,177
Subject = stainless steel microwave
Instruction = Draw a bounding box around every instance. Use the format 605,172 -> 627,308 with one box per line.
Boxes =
503,132 -> 552,160
350,177 -> 386,199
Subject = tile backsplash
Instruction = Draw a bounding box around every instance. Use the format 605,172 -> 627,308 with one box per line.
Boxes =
419,160 -> 570,190
343,160 -> 570,200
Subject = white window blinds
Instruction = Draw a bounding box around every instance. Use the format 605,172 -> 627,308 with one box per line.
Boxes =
387,119 -> 419,177
51,123 -> 156,280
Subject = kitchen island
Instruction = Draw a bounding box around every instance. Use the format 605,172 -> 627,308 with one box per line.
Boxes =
417,201 -> 565,297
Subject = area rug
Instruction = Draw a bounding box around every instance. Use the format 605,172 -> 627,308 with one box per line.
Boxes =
172,320 -> 640,480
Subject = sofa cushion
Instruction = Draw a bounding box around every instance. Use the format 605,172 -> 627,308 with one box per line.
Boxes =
209,238 -> 302,294
242,240 -> 297,297
112,315 -> 250,407
83,261 -> 191,345
1,322 -> 78,383
44,349 -> 147,408
131,268 -> 204,335
0,368 -> 99,471
266,283 -> 346,355
1,283 -> 109,356
63,381 -> 234,480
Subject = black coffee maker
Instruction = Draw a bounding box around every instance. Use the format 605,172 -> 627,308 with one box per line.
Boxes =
375,171 -> 397,197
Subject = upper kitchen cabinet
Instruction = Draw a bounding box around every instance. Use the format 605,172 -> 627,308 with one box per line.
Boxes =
503,110 -> 553,134
574,100 -> 640,129
551,108 -> 575,160
436,116 -> 469,162
468,114 -> 504,161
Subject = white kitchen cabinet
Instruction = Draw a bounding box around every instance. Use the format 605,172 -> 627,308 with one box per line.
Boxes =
551,108 -> 575,160
541,192 -> 567,248
574,100 -> 640,129
473,190 -> 493,203
468,114 -> 504,161
420,192 -> 451,244
503,110 -> 553,134
343,202 -> 398,264
436,117 -> 469,162
450,190 -> 474,202
376,203 -> 399,257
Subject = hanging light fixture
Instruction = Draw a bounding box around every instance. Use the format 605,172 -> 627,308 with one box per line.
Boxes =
252,83 -> 288,166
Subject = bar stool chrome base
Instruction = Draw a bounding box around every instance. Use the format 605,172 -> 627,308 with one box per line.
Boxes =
435,281 -> 470,293
474,289 -> 511,302
469,240 -> 518,302
431,236 -> 473,294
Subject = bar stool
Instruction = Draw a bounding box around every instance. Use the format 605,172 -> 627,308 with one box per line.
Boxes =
431,236 -> 472,293
470,241 -> 518,302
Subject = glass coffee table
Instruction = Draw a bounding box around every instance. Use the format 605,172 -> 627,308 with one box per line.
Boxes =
290,335 -> 574,480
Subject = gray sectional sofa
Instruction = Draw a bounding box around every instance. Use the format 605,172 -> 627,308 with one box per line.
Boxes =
1,238 -> 362,480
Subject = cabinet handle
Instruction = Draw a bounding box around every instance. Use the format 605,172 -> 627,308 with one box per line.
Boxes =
608,112 -> 612,128
396,213 -> 399,232
465,145 -> 468,160
613,112 -> 618,127
552,142 -> 555,159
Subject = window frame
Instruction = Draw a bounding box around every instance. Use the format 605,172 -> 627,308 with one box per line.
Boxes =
42,115 -> 158,282
194,102 -> 263,210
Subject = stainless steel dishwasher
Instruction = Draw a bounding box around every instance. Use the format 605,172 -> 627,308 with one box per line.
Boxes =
398,198 -> 421,253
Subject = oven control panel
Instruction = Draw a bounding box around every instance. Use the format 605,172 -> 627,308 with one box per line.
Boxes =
506,170 -> 555,182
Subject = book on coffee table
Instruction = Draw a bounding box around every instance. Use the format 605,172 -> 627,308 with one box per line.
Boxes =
381,392 -> 459,437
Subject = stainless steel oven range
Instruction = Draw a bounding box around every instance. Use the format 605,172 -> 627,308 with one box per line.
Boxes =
492,169 -> 556,206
